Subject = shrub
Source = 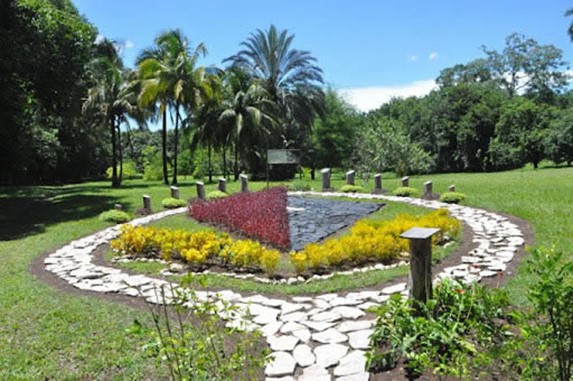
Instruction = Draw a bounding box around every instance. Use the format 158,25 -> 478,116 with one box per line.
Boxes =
392,186 -> 420,197
367,279 -> 511,379
439,192 -> 466,204
106,160 -> 141,180
131,278 -> 269,381
190,187 -> 290,250
340,185 -> 364,193
99,209 -> 131,224
287,181 -> 312,191
206,190 -> 228,199
161,197 -> 187,209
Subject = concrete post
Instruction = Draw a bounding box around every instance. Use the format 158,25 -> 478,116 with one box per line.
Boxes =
448,184 -> 456,192
142,195 -> 151,211
400,227 -> 440,306
374,173 -> 382,194
321,168 -> 331,191
401,176 -> 409,187
170,186 -> 180,199
345,170 -> 355,186
196,181 -> 205,200
218,177 -> 226,193
240,174 -> 249,192
114,203 -> 123,210
423,181 -> 433,199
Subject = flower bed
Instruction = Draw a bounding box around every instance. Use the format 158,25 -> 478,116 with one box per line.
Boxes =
189,187 -> 290,250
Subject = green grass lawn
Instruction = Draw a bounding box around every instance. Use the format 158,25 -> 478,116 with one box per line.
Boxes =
0,164 -> 572,378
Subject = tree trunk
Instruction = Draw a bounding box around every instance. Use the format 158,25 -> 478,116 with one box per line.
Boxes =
533,161 -> 539,169
172,102 -> 180,185
222,142 -> 227,179
234,134 -> 239,181
110,116 -> 119,188
117,123 -> 123,186
162,107 -> 168,185
208,140 -> 212,183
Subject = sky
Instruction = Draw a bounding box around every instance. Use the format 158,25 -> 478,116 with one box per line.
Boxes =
73,0 -> 573,112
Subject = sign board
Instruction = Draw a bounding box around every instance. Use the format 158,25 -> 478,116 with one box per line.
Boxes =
267,149 -> 300,165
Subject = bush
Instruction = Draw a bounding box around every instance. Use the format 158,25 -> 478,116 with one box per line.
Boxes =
287,181 -> 312,191
206,190 -> 228,199
367,279 -> 511,379
340,185 -> 364,193
392,186 -> 421,197
439,192 -> 466,204
99,209 -> 131,224
106,160 -> 141,180
161,197 -> 187,209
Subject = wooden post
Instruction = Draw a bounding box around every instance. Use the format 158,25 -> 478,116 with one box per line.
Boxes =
321,168 -> 331,191
170,186 -> 180,199
401,176 -> 409,187
240,174 -> 249,192
345,170 -> 355,185
142,195 -> 151,211
400,227 -> 440,307
218,177 -> 226,193
196,181 -> 205,200
374,173 -> 382,194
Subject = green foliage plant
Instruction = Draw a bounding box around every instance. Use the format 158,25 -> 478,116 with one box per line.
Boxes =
439,192 -> 467,204
367,279 -> 511,379
340,185 -> 364,193
99,209 -> 131,224
132,276 -> 269,381
287,181 -> 312,191
392,186 -> 421,198
161,198 -> 187,209
207,190 -> 228,199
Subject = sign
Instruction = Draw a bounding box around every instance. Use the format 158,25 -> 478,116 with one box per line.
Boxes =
267,149 -> 300,165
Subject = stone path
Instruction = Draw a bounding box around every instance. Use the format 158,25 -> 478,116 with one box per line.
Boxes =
43,192 -> 525,380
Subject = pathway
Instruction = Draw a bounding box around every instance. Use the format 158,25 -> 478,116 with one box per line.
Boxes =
43,192 -> 525,380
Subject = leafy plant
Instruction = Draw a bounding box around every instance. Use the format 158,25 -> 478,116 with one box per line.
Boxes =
392,187 -> 421,198
206,190 -> 228,199
340,185 -> 364,193
162,197 -> 187,209
99,209 -> 131,224
439,192 -> 467,204
367,279 -> 512,379
287,181 -> 312,191
131,276 -> 269,381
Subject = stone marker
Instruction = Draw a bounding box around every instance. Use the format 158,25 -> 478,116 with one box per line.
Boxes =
345,170 -> 355,186
240,173 -> 249,192
170,186 -> 180,199
400,227 -> 440,307
114,203 -> 123,210
423,181 -> 433,199
448,184 -> 456,192
321,168 -> 331,191
142,195 -> 151,211
196,181 -> 205,200
401,176 -> 409,187
218,177 -> 226,193
374,174 -> 382,194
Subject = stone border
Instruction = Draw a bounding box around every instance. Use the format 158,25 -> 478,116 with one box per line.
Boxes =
42,192 -> 525,381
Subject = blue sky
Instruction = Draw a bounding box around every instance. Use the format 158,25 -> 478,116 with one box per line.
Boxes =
73,0 -> 573,111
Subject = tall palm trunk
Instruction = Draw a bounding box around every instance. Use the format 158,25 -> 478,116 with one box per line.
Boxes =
172,101 -> 180,185
110,116 -> 119,188
208,140 -> 213,183
222,142 -> 227,179
161,107 -> 168,185
117,123 -> 123,185
234,133 -> 239,181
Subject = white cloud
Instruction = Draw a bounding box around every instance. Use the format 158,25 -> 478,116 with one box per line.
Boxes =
124,39 -> 135,49
95,34 -> 105,44
407,54 -> 419,62
429,51 -> 439,61
339,79 -> 438,112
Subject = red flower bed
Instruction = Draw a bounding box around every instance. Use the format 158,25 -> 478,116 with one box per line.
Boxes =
189,187 -> 290,250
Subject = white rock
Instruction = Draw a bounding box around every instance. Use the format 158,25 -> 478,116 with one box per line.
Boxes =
312,328 -> 348,344
265,351 -> 296,377
334,350 -> 366,376
314,343 -> 348,367
281,302 -> 307,315
381,282 -> 407,294
329,297 -> 362,307
357,302 -> 378,310
301,320 -> 335,332
268,335 -> 299,351
337,320 -> 375,333
292,344 -> 315,367
281,311 -> 307,322
280,322 -> 306,333
348,329 -> 372,349
310,311 -> 342,323
261,321 -> 283,337
292,328 -> 311,343
331,306 -> 365,319
337,373 -> 370,381
299,365 -> 330,381
265,377 -> 293,381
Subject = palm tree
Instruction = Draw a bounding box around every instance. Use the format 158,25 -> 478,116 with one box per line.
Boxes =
137,29 -> 207,185
225,25 -> 325,150
567,8 -> 573,41
83,39 -> 140,188
219,69 -> 275,180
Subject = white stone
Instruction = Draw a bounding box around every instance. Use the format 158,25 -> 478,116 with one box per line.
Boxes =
280,322 -> 306,333
265,351 -> 296,377
334,350 -> 366,376
357,302 -> 378,310
312,328 -> 348,344
281,302 -> 307,315
310,311 -> 342,323
268,335 -> 299,351
291,328 -> 311,343
336,320 -> 375,333
314,343 -> 348,367
261,321 -> 283,337
337,373 -> 370,381
265,377 -> 293,381
293,344 -> 315,367
301,320 -> 335,332
281,311 -> 307,322
299,365 -> 330,381
329,297 -> 362,307
331,306 -> 365,319
348,329 -> 372,349
292,296 -> 313,303
381,282 -> 406,294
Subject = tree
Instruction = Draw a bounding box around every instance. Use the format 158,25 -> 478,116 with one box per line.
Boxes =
225,25 -> 325,177
83,39 -> 140,187
137,29 -> 207,185
545,108 -> 573,166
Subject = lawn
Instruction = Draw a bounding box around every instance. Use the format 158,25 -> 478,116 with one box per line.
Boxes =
0,165 -> 571,378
